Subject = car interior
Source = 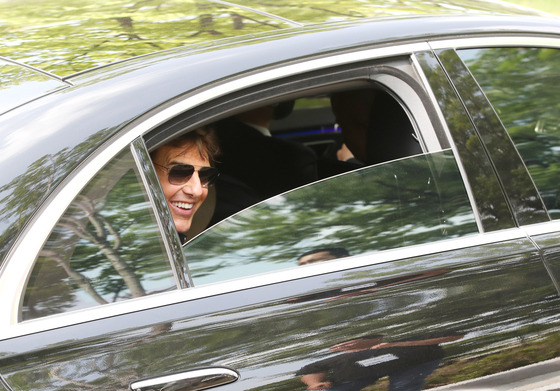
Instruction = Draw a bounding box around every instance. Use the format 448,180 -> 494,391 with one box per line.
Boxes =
186,83 -> 423,238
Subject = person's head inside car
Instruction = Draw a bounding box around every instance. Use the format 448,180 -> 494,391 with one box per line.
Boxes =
151,128 -> 219,235
298,247 -> 350,266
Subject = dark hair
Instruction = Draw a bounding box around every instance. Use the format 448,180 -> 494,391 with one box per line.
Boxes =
164,127 -> 219,165
298,247 -> 350,260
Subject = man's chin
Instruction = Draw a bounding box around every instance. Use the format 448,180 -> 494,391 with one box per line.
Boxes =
174,219 -> 192,235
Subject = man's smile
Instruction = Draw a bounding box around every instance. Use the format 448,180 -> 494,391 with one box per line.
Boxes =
172,201 -> 194,210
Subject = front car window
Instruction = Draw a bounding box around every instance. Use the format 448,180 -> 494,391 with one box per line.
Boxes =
459,47 -> 560,219
22,147 -> 176,320
185,149 -> 478,285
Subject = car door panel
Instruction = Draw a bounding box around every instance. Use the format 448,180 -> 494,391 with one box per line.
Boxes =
1,234 -> 559,390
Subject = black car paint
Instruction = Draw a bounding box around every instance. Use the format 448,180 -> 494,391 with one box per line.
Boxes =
1,236 -> 558,389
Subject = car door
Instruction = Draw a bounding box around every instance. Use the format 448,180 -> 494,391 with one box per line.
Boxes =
1,48 -> 560,391
2,144 -> 556,391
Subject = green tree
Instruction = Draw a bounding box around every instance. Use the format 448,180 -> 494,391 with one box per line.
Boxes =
0,0 -> 542,76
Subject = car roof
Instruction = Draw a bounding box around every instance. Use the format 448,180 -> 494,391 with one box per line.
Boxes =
0,1 -> 558,265
0,57 -> 71,116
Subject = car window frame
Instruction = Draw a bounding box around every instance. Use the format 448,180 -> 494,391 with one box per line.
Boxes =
172,59 -> 488,287
153,56 -> 453,241
456,45 -> 560,222
130,138 -> 190,288
20,140 -> 184,321
415,49 -> 518,232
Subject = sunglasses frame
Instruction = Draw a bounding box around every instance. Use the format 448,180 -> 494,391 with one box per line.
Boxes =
154,163 -> 219,188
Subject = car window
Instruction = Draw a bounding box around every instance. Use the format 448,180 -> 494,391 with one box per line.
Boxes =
201,85 -> 430,229
22,147 -> 177,321
185,149 -> 478,285
458,47 -> 560,219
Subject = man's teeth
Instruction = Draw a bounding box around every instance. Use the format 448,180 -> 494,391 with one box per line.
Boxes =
173,202 -> 193,210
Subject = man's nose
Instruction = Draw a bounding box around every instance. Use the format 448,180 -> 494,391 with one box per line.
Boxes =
182,172 -> 204,196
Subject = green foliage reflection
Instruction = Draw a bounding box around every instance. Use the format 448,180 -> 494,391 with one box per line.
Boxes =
460,47 -> 560,218
186,150 -> 477,285
22,148 -> 175,320
0,0 -> 542,76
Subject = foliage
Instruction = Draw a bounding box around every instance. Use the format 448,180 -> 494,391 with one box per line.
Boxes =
0,0 -> 545,76
186,150 -> 478,285
424,331 -> 560,388
21,148 -> 176,319
0,129 -> 112,268
460,47 -> 560,218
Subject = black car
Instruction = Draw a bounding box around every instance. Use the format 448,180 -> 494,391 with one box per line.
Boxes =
2,1 -> 560,390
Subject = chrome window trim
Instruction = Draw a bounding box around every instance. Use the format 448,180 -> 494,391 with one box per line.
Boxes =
0,226 -> 532,340
0,374 -> 11,391
522,220 -> 560,237
369,72 -> 441,152
130,138 -> 190,289
410,53 -> 450,152
0,41 -> 432,329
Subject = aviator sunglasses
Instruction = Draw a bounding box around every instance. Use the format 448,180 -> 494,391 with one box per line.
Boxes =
154,163 -> 219,188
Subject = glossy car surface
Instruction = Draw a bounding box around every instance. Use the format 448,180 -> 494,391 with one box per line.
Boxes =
2,1 -> 560,390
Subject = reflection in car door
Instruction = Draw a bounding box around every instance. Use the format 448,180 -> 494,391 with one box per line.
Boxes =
2,232 -> 559,390
3,148 -> 560,390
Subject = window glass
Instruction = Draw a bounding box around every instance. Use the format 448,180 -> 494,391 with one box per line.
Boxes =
185,149 -> 477,285
459,47 -> 560,219
22,147 -> 176,321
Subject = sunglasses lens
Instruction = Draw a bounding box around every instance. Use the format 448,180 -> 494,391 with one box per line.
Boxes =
198,167 -> 219,187
168,164 -> 195,185
166,164 -> 219,187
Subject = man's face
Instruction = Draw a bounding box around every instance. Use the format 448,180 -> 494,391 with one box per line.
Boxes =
152,144 -> 210,234
298,250 -> 337,266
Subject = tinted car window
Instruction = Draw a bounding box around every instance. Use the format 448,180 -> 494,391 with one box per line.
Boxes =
185,149 -> 478,285
22,147 -> 176,320
459,47 -> 560,219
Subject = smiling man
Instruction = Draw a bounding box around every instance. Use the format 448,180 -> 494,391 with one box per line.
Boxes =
151,128 -> 219,238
